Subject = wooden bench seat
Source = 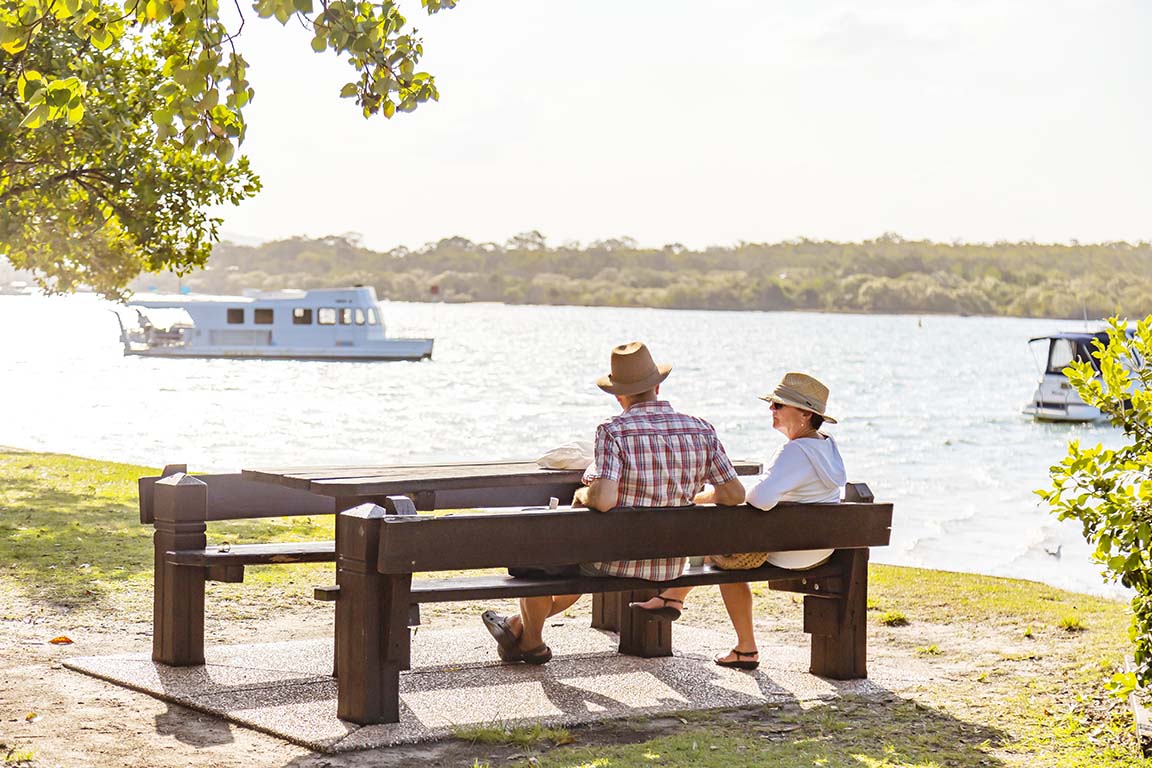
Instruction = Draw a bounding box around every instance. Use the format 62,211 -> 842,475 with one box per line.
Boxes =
404,561 -> 846,603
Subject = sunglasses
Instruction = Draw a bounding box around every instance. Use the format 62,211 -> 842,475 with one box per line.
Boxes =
769,401 -> 788,411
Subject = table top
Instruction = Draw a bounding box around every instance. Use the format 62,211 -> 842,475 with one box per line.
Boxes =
242,459 -> 763,498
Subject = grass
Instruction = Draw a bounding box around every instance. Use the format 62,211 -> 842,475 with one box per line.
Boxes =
1060,614 -> 1089,632
877,610 -> 910,627
453,721 -> 574,748
4,448 -> 1152,767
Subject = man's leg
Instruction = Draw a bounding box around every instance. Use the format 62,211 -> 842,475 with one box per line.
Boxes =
516,594 -> 582,650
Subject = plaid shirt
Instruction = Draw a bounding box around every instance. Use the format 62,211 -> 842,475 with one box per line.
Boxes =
582,400 -> 739,581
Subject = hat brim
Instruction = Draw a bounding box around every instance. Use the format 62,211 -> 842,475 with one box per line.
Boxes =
758,394 -> 838,424
597,364 -> 672,396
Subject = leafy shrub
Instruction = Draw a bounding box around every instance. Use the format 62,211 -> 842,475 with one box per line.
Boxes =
1041,316 -> 1152,695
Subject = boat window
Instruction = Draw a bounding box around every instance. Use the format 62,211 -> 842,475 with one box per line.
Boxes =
293,308 -> 313,325
318,308 -> 337,325
254,308 -> 274,325
1046,339 -> 1079,373
227,308 -> 244,324
354,308 -> 366,325
367,308 -> 378,325
340,308 -> 353,325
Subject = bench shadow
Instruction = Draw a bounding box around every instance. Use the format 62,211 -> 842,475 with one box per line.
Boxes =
154,702 -> 235,748
146,659 -> 350,749
271,653 -> 1008,766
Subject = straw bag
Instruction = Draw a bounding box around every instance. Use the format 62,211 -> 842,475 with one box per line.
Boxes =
711,551 -> 770,570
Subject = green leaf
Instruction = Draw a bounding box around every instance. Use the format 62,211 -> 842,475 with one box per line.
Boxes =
18,104 -> 50,129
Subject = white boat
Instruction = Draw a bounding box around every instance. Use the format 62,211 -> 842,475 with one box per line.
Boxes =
1022,329 -> 1134,422
0,280 -> 34,296
114,286 -> 433,361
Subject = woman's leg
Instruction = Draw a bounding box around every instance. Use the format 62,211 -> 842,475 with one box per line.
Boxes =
631,585 -> 693,612
716,581 -> 758,662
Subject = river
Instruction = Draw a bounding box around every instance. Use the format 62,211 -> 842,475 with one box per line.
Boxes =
0,294 -> 1127,597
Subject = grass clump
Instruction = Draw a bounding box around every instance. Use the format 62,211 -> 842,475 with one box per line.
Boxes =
454,721 -> 574,748
1059,614 -> 1088,632
916,644 -> 942,656
877,610 -> 910,627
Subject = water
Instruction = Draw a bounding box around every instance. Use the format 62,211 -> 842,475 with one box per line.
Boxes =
0,294 -> 1127,597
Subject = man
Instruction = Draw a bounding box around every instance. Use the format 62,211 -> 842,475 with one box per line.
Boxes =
481,341 -> 746,664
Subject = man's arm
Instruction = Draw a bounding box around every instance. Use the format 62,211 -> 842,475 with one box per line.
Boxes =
694,478 -> 745,506
575,478 -> 619,512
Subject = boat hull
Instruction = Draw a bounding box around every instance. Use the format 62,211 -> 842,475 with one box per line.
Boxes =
125,339 -> 433,362
1021,402 -> 1102,422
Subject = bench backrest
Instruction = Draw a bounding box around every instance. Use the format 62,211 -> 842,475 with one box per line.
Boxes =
370,502 -> 893,574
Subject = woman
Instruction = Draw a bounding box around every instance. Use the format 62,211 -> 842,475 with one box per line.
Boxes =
630,371 -> 846,670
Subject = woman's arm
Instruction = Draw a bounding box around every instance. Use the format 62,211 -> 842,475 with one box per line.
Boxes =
745,444 -> 812,510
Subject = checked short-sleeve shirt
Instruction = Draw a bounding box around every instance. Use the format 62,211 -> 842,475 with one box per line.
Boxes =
581,400 -> 739,581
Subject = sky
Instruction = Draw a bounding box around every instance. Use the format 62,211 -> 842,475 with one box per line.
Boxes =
214,0 -> 1152,251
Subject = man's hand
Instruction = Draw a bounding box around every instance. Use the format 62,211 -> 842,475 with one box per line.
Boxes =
694,478 -> 745,506
583,479 -> 619,512
572,487 -> 590,507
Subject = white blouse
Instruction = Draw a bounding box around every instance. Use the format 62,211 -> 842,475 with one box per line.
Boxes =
745,434 -> 846,569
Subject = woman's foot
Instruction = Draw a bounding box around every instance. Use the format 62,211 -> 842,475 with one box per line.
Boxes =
715,648 -> 759,670
629,595 -> 684,620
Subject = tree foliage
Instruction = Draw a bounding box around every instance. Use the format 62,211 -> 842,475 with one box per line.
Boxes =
1041,318 -> 1152,695
1,0 -> 455,297
144,233 -> 1152,319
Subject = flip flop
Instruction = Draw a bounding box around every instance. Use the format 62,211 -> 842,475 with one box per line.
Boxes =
518,643 -> 552,665
481,610 -> 520,654
629,596 -> 683,621
715,649 -> 759,670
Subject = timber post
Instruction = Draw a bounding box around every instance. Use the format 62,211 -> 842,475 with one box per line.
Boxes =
617,588 -> 673,658
590,592 -> 622,632
334,501 -> 414,725
152,473 -> 208,666
805,548 -> 869,679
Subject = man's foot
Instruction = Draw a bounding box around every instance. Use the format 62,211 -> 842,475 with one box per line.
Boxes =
715,648 -> 759,670
481,610 -> 521,657
629,595 -> 684,620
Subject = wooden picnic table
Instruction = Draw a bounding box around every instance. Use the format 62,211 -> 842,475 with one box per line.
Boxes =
239,459 -> 764,510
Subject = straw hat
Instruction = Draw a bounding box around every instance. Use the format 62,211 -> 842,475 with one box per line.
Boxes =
759,372 -> 838,423
596,342 -> 672,396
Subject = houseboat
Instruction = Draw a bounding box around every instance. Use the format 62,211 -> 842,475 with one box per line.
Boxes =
1022,328 -> 1135,422
114,287 -> 433,361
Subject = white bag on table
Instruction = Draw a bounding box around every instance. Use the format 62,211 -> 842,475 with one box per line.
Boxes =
535,440 -> 594,470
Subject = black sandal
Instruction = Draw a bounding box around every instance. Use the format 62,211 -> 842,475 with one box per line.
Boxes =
715,649 -> 759,670
629,596 -> 683,621
520,643 -> 552,665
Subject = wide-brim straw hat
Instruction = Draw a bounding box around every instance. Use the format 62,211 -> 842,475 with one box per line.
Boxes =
596,341 -> 672,396
759,372 -> 838,423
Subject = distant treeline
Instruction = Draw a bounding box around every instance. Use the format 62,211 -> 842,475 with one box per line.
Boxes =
139,232 -> 1152,319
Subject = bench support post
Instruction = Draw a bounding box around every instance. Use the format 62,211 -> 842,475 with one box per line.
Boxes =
617,588 -> 673,658
152,474 -> 208,666
590,592 -> 622,632
335,503 -> 412,725
805,548 -> 869,679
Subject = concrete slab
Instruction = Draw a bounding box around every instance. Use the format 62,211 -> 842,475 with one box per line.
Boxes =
64,620 -> 913,753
